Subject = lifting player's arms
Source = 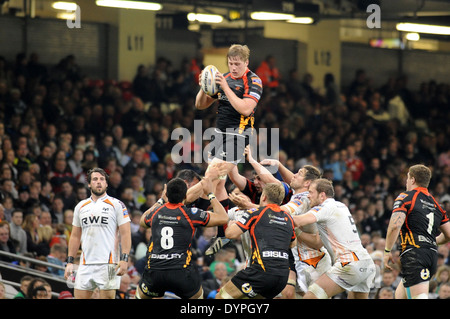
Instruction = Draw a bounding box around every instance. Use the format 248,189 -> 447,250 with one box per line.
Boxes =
216,183 -> 296,299
293,179 -> 376,299
136,176 -> 228,299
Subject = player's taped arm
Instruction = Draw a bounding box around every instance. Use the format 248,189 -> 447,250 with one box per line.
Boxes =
206,195 -> 229,226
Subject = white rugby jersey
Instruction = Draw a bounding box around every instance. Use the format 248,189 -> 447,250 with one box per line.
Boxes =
310,198 -> 370,264
282,191 -> 325,263
73,194 -> 130,265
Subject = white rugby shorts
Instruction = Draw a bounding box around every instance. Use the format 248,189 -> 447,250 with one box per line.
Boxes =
326,258 -> 376,293
293,247 -> 332,293
75,264 -> 121,291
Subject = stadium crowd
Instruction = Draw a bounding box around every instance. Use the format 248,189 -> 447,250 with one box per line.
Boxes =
0,51 -> 449,299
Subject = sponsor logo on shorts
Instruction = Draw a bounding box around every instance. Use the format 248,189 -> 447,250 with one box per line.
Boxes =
241,283 -> 257,298
420,268 -> 430,280
141,283 -> 148,294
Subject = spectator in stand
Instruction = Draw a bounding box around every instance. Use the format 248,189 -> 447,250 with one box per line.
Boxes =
22,214 -> 40,255
0,222 -> 17,262
255,55 -> 280,91
63,209 -> 74,242
49,158 -> 75,194
59,180 -> 77,211
97,134 -> 117,168
67,148 -> 85,184
132,64 -> 152,103
345,144 -> 365,184
13,275 -> 33,299
49,196 -> 65,225
46,243 -> 67,277
433,265 -> 450,295
202,262 -> 228,299
106,170 -> 123,199
39,211 -> 52,227
39,180 -> 54,212
437,282 -> 450,299
9,209 -> 27,254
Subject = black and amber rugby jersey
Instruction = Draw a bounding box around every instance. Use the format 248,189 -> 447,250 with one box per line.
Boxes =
143,203 -> 210,270
215,68 -> 263,133
235,204 -> 296,274
393,187 -> 449,252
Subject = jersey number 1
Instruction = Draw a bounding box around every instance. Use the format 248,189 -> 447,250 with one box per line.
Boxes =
426,212 -> 434,235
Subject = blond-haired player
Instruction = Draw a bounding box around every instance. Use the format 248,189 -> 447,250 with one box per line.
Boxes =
195,44 -> 263,209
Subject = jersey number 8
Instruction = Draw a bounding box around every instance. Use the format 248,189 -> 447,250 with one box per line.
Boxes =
161,226 -> 174,249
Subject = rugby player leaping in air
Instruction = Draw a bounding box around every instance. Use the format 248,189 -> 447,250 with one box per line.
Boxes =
195,44 -> 263,248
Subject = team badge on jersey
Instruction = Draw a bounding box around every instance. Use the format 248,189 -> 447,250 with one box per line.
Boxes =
251,77 -> 262,87
118,200 -> 129,218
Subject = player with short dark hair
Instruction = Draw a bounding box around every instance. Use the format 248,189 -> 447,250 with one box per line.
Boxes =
64,167 -> 131,299
384,164 -> 450,299
136,177 -> 228,299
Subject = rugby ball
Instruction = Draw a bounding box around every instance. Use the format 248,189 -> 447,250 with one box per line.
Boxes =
201,65 -> 220,96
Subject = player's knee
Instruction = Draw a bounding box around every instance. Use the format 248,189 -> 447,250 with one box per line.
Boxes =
216,287 -> 234,299
307,283 -> 329,299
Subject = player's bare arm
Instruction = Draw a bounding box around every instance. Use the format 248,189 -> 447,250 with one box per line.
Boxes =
245,145 -> 280,185
384,211 -> 405,270
224,220 -> 243,240
64,225 -> 82,279
184,181 -> 204,204
203,177 -> 229,226
195,86 -> 215,110
117,222 -> 131,276
437,222 -> 450,245
227,166 -> 248,191
260,158 -> 294,184
139,184 -> 167,228
385,211 -> 405,249
296,231 -> 322,250
195,69 -> 216,110
293,211 -> 318,228
215,72 -> 256,117
229,192 -> 258,210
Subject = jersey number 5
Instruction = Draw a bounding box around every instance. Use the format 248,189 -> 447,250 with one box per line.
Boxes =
348,215 -> 358,233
